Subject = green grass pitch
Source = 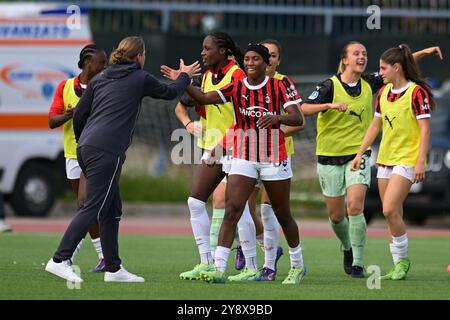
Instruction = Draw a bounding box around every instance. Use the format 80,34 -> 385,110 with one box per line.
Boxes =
1,233 -> 449,300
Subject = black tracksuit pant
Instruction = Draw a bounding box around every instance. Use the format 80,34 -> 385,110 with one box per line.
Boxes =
54,145 -> 123,272
0,193 -> 5,219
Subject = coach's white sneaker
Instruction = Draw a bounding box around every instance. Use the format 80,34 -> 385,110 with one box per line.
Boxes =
45,259 -> 83,283
0,219 -> 12,232
104,265 -> 145,283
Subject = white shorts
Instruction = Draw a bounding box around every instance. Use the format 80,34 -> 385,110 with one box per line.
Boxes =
66,158 -> 82,180
377,165 -> 414,182
228,157 -> 292,181
200,151 -> 230,182
221,155 -> 233,175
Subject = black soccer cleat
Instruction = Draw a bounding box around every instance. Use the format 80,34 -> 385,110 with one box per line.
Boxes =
343,248 -> 353,275
351,265 -> 365,278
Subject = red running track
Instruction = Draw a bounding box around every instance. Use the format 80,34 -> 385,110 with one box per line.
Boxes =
7,217 -> 450,238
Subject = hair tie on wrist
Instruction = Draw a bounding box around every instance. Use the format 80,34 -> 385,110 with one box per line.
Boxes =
184,120 -> 193,128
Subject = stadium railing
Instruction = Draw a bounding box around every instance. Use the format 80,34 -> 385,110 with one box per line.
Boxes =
36,0 -> 450,35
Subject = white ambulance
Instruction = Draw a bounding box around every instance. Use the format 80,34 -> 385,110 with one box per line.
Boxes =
0,3 -> 92,216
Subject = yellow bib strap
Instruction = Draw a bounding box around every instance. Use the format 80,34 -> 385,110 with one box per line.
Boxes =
62,77 -> 80,159
274,72 -> 295,156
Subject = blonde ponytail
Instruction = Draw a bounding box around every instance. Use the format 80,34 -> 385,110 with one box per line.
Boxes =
109,36 -> 145,65
337,60 -> 345,74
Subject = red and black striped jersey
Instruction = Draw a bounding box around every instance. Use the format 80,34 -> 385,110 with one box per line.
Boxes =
216,76 -> 300,163
375,84 -> 431,119
274,73 -> 302,103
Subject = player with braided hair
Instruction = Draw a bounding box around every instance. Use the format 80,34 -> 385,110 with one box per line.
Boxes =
173,43 -> 306,284
165,32 -> 261,281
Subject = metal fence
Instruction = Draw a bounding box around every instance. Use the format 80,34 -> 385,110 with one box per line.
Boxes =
42,0 -> 450,35
10,0 -> 448,178
10,0 -> 450,35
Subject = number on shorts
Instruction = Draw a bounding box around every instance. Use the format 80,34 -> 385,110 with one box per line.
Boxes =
359,157 -> 366,171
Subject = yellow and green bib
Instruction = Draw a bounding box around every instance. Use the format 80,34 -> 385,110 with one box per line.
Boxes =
273,72 -> 295,156
62,77 -> 80,159
377,82 -> 421,166
316,76 -> 373,156
198,65 -> 238,150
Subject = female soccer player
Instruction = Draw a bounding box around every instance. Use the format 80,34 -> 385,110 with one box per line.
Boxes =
48,44 -> 106,272
164,32 -> 259,281
351,44 -> 437,280
301,42 -> 441,278
182,43 -> 306,284
45,36 -> 200,283
247,39 -> 305,281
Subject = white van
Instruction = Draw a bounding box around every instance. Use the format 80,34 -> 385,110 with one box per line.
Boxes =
0,3 -> 92,216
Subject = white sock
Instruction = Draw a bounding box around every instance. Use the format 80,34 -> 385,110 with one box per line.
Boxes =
70,238 -> 84,263
289,244 -> 304,268
187,197 -> 213,264
390,234 -> 408,265
214,246 -> 231,273
91,238 -> 103,259
238,202 -> 258,272
261,203 -> 279,270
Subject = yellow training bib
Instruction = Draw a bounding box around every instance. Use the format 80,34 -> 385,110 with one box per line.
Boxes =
273,72 -> 295,156
316,76 -> 373,156
377,83 -> 421,166
62,77 -> 80,159
198,66 -> 238,150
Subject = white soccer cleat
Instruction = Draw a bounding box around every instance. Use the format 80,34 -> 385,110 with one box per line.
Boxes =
104,265 -> 145,283
0,219 -> 12,233
45,259 -> 83,283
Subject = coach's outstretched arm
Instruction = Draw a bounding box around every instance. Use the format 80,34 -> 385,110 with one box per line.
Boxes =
144,59 -> 201,100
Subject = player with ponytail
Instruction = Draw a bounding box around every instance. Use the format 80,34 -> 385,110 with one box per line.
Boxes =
351,43 -> 441,280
